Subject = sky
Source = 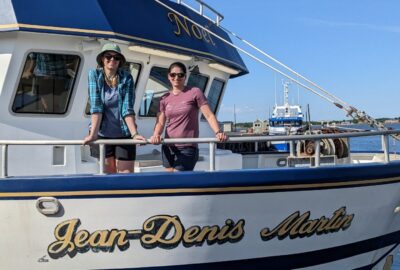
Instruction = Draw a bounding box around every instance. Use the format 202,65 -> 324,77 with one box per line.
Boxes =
204,1 -> 400,123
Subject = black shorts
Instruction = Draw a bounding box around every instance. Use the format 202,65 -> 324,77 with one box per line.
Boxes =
162,145 -> 199,171
90,136 -> 136,161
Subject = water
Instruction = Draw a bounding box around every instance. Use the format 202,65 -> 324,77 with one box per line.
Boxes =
345,124 -> 400,269
341,123 -> 400,153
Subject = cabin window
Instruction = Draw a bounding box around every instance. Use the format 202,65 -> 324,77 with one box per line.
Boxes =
201,78 -> 225,120
139,66 -> 169,117
85,62 -> 142,115
12,52 -> 80,114
187,73 -> 209,93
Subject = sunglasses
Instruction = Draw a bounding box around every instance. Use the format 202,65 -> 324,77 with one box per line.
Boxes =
169,72 -> 185,78
104,54 -> 122,61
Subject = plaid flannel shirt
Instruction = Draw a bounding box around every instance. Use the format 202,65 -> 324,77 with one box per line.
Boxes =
88,68 -> 136,136
30,53 -> 70,78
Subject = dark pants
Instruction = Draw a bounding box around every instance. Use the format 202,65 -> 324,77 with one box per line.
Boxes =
162,145 -> 199,171
90,136 -> 136,161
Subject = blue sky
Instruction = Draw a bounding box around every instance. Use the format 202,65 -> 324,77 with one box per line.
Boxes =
206,1 -> 400,122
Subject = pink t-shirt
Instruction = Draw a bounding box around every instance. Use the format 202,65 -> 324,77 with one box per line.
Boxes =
159,86 -> 208,147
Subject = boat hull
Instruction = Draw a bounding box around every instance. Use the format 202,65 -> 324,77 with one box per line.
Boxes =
1,162 -> 400,269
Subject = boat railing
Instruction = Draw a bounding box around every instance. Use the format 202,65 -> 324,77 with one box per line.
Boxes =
174,0 -> 224,25
1,129 -> 400,178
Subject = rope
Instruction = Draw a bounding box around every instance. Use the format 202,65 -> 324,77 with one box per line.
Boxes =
154,0 -> 399,140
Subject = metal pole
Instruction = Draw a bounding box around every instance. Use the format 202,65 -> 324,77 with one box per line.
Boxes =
382,135 -> 390,163
99,144 -> 105,174
209,142 -> 215,171
314,139 -> 320,167
289,140 -> 295,157
1,145 -> 7,178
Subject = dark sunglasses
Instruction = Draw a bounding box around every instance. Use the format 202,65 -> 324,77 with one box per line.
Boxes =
169,72 -> 185,78
104,54 -> 122,61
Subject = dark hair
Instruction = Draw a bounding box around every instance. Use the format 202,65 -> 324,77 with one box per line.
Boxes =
168,62 -> 187,74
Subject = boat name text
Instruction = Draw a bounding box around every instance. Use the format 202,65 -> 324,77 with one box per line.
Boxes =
168,12 -> 216,46
47,215 -> 244,259
47,207 -> 354,259
260,207 -> 354,241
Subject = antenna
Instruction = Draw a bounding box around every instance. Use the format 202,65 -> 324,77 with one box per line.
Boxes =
282,80 -> 290,107
155,0 -> 400,140
307,104 -> 312,133
297,75 -> 300,105
274,73 -> 277,106
234,104 -> 237,132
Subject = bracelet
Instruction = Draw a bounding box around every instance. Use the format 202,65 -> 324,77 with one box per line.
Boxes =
215,130 -> 223,135
131,132 -> 139,139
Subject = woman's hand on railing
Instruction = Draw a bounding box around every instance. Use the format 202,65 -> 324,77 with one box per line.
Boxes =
132,134 -> 146,144
83,134 -> 98,145
215,130 -> 228,142
150,134 -> 162,145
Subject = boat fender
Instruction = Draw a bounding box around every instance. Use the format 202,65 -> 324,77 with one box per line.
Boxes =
276,158 -> 287,167
36,197 -> 60,215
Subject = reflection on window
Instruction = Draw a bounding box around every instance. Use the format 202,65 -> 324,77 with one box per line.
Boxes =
139,66 -> 169,117
187,73 -> 208,93
85,62 -> 141,115
201,78 -> 225,121
125,62 -> 141,85
207,79 -> 225,114
13,52 -> 80,114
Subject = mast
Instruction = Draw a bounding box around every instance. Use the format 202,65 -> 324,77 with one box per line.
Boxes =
283,81 -> 290,107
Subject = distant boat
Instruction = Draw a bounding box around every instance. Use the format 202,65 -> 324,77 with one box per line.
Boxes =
1,1 -> 400,269
269,81 -> 304,151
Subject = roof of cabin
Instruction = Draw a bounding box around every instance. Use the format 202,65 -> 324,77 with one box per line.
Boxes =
0,0 -> 248,77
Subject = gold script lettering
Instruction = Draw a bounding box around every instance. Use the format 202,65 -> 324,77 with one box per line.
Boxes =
168,12 -> 191,36
260,207 -> 354,241
48,216 -> 245,259
167,12 -> 216,46
47,219 -> 132,259
191,24 -> 203,40
48,219 -> 80,259
141,215 -> 183,249
182,219 -> 245,247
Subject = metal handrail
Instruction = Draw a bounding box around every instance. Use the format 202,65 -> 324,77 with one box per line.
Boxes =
1,129 -> 400,177
1,129 -> 399,145
175,0 -> 224,25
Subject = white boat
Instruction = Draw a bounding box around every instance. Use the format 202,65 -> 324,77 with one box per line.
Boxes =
269,81 -> 304,152
1,1 -> 400,270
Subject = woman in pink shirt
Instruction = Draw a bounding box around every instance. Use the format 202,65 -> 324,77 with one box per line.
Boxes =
150,62 -> 227,171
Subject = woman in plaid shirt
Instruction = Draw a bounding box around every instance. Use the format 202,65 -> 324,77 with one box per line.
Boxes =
83,43 -> 145,173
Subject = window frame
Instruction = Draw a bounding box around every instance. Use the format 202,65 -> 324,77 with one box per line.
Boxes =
186,72 -> 210,94
201,77 -> 226,121
138,64 -> 173,119
10,50 -> 83,117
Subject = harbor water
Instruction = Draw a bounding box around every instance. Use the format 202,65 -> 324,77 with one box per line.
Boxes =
340,123 -> 400,153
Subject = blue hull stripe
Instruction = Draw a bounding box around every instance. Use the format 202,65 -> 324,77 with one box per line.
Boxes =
1,162 -> 400,199
95,230 -> 400,270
